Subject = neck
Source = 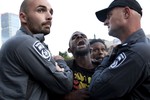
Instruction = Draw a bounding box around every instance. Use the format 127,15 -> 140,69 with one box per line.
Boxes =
20,26 -> 33,36
74,54 -> 95,69
119,25 -> 141,43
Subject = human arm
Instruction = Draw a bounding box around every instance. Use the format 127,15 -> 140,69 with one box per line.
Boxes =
53,55 -> 65,72
89,51 -> 145,99
17,40 -> 73,94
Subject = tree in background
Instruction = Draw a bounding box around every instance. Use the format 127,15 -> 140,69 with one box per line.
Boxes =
59,51 -> 73,60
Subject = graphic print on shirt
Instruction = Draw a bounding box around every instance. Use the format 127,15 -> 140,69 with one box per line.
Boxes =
73,71 -> 92,90
33,41 -> 51,61
109,52 -> 126,69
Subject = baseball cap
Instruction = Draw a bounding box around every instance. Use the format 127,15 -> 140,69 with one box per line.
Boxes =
95,0 -> 142,22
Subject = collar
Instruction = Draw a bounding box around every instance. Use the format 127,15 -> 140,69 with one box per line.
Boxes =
33,34 -> 45,42
20,27 -> 33,36
122,28 -> 145,45
20,27 -> 45,42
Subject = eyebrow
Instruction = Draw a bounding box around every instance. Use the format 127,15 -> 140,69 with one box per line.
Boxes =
36,5 -> 53,14
37,5 -> 46,8
37,5 -> 52,10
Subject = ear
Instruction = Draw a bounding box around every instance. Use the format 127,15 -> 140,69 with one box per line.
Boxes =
68,48 -> 72,53
19,12 -> 27,23
123,7 -> 130,19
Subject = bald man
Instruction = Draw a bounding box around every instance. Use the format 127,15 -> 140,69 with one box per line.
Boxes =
0,0 -> 73,99
89,0 -> 150,99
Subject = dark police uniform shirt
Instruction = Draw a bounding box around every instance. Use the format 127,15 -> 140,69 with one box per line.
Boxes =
0,27 -> 73,100
89,29 -> 150,100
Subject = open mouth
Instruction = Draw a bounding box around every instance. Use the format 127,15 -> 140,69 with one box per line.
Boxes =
77,40 -> 85,46
95,57 -> 101,60
77,40 -> 86,48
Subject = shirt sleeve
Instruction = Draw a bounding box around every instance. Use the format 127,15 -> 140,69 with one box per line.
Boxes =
16,39 -> 73,94
89,51 -> 145,99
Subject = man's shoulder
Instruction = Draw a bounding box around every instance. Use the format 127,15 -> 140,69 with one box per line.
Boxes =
122,38 -> 150,61
1,30 -> 38,51
131,38 -> 150,51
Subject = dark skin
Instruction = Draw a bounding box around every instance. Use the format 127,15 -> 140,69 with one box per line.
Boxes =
68,31 -> 95,70
90,42 -> 107,63
63,31 -> 96,100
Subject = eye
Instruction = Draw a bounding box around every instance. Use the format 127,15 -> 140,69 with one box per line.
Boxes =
107,13 -> 112,20
82,34 -> 87,38
93,49 -> 99,52
37,8 -> 46,13
50,9 -> 53,15
71,35 -> 77,40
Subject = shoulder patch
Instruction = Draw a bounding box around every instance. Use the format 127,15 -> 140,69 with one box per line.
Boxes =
109,52 -> 126,69
33,41 -> 51,61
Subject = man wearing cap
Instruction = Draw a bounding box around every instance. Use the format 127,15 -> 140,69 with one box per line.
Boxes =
89,0 -> 150,99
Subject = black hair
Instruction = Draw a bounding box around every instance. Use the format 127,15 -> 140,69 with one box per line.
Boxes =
89,38 -> 107,50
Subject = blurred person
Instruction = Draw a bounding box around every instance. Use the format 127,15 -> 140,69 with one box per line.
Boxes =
90,38 -> 108,64
89,0 -> 150,99
107,38 -> 121,55
63,31 -> 99,100
0,0 -> 73,100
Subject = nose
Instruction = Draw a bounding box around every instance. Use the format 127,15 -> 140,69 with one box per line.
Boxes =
77,34 -> 83,39
98,49 -> 103,54
46,12 -> 52,20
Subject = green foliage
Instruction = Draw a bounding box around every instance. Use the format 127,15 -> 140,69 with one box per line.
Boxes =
59,51 -> 73,60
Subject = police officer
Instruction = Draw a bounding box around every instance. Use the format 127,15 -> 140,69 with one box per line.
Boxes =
0,0 -> 73,100
89,0 -> 150,99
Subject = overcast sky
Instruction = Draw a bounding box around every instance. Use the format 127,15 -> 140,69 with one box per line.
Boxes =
0,0 -> 150,55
